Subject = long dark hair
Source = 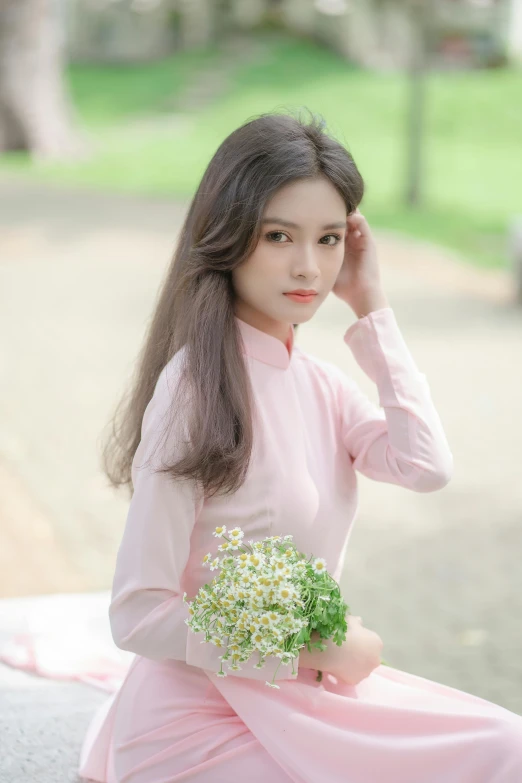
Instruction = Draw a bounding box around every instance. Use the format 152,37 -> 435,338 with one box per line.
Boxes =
101,109 -> 364,501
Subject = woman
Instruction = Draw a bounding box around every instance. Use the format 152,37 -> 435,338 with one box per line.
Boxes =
79,110 -> 522,782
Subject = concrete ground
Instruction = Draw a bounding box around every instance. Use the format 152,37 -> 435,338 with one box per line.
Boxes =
0,663 -> 105,783
0,177 -> 521,760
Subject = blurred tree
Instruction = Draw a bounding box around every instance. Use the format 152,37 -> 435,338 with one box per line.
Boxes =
213,0 -> 234,38
404,0 -> 434,208
67,0 -> 186,63
0,0 -> 82,158
178,0 -> 213,48
508,0 -> 522,64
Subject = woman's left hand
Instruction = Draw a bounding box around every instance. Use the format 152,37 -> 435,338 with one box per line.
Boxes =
332,209 -> 389,316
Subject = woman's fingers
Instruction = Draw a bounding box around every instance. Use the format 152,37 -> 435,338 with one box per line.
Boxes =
347,212 -> 367,240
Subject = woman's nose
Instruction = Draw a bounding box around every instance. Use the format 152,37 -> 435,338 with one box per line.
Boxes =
297,244 -> 321,272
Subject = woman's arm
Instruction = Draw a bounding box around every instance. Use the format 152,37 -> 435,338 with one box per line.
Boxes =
299,616 -> 383,685
108,361 -> 204,661
333,306 -> 454,492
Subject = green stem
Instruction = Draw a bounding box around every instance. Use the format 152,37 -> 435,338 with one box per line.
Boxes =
269,655 -> 284,686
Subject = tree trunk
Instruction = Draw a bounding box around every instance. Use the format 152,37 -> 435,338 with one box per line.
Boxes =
0,0 -> 83,158
404,0 -> 432,208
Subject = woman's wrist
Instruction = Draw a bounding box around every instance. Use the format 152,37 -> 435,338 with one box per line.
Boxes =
299,619 -> 383,683
354,290 -> 390,318
299,610 -> 353,670
298,630 -> 333,669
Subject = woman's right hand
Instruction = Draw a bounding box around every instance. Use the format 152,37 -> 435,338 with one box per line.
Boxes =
324,615 -> 384,686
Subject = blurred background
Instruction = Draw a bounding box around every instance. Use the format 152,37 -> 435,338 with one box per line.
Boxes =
1,0 -> 521,718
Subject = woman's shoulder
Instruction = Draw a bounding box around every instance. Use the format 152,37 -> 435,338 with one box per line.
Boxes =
153,346 -> 190,403
140,347 -> 192,457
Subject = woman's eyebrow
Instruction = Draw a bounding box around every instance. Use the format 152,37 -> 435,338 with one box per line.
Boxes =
261,217 -> 346,230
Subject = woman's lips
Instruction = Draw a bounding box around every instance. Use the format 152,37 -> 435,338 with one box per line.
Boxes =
283,293 -> 317,303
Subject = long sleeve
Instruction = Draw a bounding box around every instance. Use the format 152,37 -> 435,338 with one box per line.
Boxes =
108,361 -> 204,662
108,358 -> 300,682
333,307 -> 453,492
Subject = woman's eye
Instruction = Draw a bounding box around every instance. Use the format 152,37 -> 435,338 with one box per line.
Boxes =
266,231 -> 288,243
320,234 -> 342,246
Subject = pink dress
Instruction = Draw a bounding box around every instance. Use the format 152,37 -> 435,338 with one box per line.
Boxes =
78,308 -> 522,783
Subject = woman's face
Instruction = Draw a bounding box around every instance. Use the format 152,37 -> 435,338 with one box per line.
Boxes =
232,176 -> 347,343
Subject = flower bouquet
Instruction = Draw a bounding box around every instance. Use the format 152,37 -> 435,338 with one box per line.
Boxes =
183,525 -> 351,688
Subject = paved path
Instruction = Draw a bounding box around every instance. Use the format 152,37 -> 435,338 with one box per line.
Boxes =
0,180 -> 521,714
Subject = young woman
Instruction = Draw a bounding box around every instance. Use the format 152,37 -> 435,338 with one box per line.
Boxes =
79,111 -> 522,783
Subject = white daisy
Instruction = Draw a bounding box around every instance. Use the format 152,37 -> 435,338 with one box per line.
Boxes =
276,583 -> 296,603
228,527 -> 244,539
312,557 -> 327,574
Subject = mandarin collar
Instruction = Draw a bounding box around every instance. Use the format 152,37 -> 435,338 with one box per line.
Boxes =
235,315 -> 295,370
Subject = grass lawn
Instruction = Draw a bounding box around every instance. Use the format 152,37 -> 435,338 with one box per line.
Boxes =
1,33 -> 521,270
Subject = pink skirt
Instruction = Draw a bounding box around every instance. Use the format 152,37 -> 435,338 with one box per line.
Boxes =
79,655 -> 522,783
